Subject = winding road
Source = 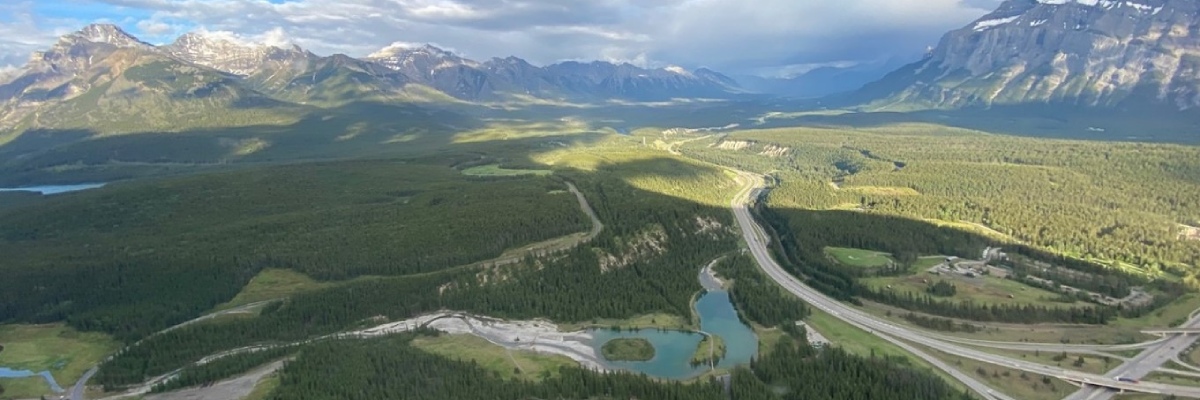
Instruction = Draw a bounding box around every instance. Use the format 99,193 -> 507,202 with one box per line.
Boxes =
726,170 -> 1200,399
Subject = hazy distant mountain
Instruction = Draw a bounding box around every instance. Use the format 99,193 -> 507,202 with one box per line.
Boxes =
0,24 -> 746,135
853,0 -> 1200,110
364,42 -> 742,101
737,58 -> 914,98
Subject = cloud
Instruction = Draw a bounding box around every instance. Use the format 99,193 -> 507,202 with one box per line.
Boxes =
0,1 -> 92,70
4,0 -> 1003,76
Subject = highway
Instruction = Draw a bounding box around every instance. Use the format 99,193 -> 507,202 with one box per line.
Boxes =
727,171 -> 1200,399
1064,311 -> 1200,400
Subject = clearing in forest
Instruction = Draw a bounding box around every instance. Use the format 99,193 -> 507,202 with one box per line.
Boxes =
825,247 -> 894,268
461,164 -> 553,177
0,324 -> 119,398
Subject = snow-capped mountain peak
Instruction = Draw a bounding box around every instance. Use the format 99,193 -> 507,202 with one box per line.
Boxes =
663,65 -> 694,77
164,31 -> 311,76
64,24 -> 152,49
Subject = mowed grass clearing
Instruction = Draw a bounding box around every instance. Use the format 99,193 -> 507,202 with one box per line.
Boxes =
0,324 -> 119,398
861,272 -> 1092,309
825,247 -> 894,268
0,376 -> 53,399
215,268 -> 335,311
460,164 -> 552,177
411,334 -> 576,381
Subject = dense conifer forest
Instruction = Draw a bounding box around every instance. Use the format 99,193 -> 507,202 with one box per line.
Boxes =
681,127 -> 1200,284
92,169 -> 739,387
0,160 -> 589,342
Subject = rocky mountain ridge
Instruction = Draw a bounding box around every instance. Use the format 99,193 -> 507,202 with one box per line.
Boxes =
854,0 -> 1200,110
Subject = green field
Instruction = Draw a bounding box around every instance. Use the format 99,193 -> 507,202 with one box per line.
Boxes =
971,347 -> 1118,375
214,269 -> 336,311
601,338 -> 655,362
861,272 -> 1090,309
0,376 -> 52,399
1111,293 -> 1200,329
751,324 -> 787,356
411,334 -> 577,381
461,164 -> 552,177
826,247 -> 894,268
914,256 -> 948,270
0,324 -> 119,398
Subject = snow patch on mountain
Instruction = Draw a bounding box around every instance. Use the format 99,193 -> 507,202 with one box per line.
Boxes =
1036,0 -> 1164,13
975,16 -> 1020,31
68,24 -> 152,49
368,42 -> 426,59
664,65 -> 693,77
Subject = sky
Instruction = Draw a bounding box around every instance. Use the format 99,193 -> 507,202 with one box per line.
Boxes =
0,0 -> 1004,77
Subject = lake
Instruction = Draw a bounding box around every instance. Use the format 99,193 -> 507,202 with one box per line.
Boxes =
0,183 -> 106,195
590,289 -> 758,379
0,367 -> 64,393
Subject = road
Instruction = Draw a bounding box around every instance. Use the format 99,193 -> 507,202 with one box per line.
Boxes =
1063,311 -> 1200,400
727,171 -> 1200,399
469,181 -> 603,269
71,367 -> 98,400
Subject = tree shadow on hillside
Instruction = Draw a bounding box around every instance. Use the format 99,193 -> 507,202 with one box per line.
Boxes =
0,101 -> 603,186
759,105 -> 1200,145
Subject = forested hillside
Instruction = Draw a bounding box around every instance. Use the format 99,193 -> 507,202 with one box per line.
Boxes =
237,254 -> 967,400
90,155 -> 743,387
682,125 -> 1200,282
0,160 -> 589,341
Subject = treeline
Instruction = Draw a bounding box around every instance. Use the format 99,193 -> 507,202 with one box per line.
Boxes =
864,289 -> 1114,325
150,346 -> 296,393
94,270 -> 456,388
268,335 -> 727,400
732,334 -> 971,400
0,255 -> 262,342
716,255 -> 810,332
1002,256 -> 1135,298
263,332 -> 971,400
901,313 -> 982,333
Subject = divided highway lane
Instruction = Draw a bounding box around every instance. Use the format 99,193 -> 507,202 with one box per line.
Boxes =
1064,311 -> 1200,400
725,175 -> 1011,400
728,172 -> 1200,399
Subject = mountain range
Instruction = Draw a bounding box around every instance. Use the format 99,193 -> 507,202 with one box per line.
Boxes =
0,24 -> 742,133
4,0 -> 1200,137
854,0 -> 1200,111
